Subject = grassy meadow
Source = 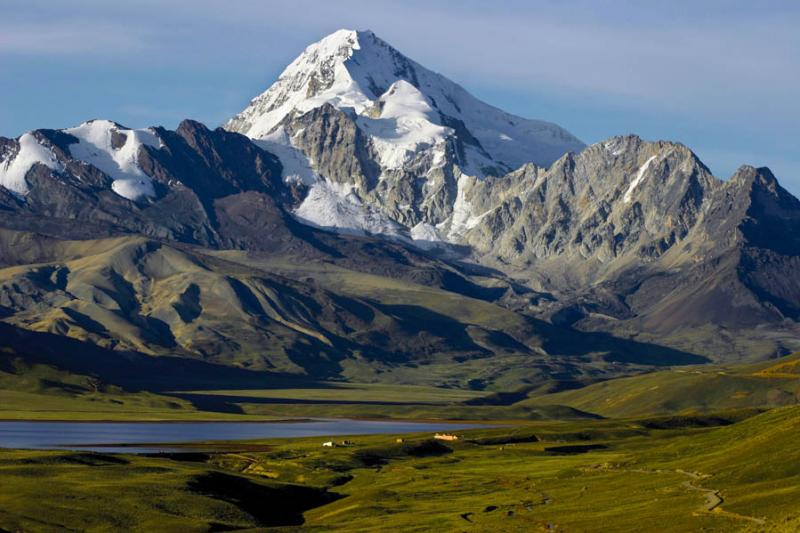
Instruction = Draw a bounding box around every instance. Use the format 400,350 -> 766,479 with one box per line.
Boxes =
1,407 -> 799,531
1,348 -> 798,530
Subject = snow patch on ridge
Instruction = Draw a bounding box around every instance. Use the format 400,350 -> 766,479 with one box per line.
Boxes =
410,222 -> 445,250
294,180 -> 404,236
357,80 -> 451,169
445,173 -> 494,240
0,133 -> 63,195
255,128 -> 319,185
623,155 -> 658,204
65,120 -> 162,201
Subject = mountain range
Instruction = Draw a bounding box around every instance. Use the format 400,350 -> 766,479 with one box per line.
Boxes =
0,28 -> 798,395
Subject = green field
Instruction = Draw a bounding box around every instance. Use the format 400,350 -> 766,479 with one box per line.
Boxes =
1,407 -> 799,531
522,353 -> 800,418
1,349 -> 799,530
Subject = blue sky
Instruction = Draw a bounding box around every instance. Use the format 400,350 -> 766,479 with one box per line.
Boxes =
2,0 -> 798,193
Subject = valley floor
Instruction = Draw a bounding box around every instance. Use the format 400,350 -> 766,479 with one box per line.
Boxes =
1,407 -> 799,531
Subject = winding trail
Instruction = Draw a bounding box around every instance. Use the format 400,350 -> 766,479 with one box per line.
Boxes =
675,469 -> 765,525
590,464 -> 766,526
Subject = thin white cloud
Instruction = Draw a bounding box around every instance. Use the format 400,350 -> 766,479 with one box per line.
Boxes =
0,21 -> 150,56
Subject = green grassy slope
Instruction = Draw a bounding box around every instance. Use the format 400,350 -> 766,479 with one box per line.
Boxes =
0,450 -> 338,531
634,406 -> 800,527
1,408 -> 798,531
522,354 -> 800,418
0,233 -> 649,392
0,230 -> 715,423
0,352 -> 263,421
0,343 -> 595,421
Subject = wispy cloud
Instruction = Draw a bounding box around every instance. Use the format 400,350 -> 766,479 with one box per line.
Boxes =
0,20 -> 151,56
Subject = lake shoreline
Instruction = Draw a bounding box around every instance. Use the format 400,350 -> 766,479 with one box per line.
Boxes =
0,415 -> 496,424
0,419 -> 490,454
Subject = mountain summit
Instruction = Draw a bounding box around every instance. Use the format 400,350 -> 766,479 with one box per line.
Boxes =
225,29 -> 584,172
223,30 -> 584,240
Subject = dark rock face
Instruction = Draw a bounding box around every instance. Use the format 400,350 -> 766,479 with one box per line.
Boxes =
151,120 -> 285,201
728,167 -> 800,321
288,104 -> 381,192
733,166 -> 800,255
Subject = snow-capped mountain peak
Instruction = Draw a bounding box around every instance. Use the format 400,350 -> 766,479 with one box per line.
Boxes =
225,29 -> 584,171
224,29 -> 585,242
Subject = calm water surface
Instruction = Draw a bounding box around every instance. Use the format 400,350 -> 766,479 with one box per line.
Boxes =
0,419 -> 485,453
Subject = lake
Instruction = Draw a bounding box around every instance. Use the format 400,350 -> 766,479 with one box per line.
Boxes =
0,419 -> 485,453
